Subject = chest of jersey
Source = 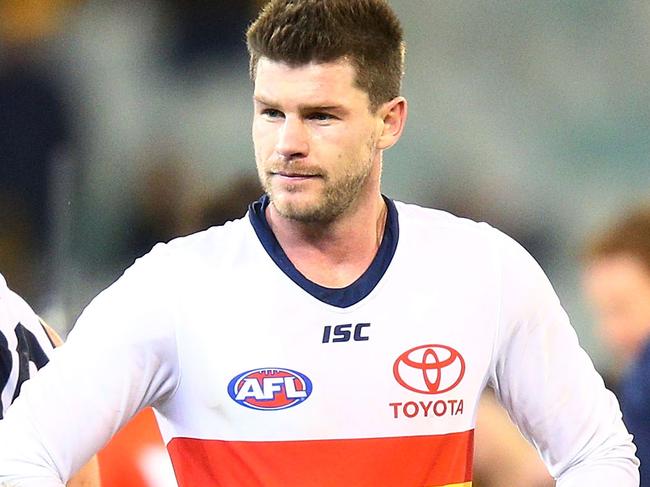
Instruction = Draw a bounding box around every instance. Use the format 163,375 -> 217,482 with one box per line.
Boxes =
159,222 -> 499,487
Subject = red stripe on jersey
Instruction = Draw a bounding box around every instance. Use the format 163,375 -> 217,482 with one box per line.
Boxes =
167,430 -> 474,487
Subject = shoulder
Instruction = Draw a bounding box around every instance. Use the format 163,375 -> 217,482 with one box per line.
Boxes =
165,216 -> 252,258
0,274 -> 44,338
0,273 -> 11,309
129,215 -> 253,273
393,200 -> 518,255
393,200 -> 549,297
91,216 -> 255,306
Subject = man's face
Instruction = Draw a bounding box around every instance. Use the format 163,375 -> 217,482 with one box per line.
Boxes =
582,254 -> 650,363
252,58 -> 383,223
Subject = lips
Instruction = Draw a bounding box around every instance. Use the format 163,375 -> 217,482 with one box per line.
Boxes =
274,172 -> 317,178
270,168 -> 322,179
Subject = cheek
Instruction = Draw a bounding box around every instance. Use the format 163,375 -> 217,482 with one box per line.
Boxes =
330,129 -> 373,162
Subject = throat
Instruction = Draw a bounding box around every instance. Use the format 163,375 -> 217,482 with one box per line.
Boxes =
270,199 -> 388,289
249,194 -> 398,307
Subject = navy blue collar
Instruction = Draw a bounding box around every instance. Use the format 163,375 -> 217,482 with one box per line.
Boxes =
248,195 -> 399,308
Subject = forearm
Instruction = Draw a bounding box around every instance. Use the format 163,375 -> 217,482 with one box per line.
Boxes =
0,456 -> 101,486
556,455 -> 640,486
0,390 -> 69,486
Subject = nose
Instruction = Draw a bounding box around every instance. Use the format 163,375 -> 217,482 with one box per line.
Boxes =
276,116 -> 309,160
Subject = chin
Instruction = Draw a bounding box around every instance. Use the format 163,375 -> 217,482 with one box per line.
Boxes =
271,195 -> 333,223
274,199 -> 318,221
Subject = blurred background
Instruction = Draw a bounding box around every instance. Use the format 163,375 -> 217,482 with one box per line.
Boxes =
1,0 -> 649,381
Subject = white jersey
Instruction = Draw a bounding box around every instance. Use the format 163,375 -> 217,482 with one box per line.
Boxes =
0,274 -> 54,419
0,198 -> 639,486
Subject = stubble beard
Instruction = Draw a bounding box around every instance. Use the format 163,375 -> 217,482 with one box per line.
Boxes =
260,142 -> 377,224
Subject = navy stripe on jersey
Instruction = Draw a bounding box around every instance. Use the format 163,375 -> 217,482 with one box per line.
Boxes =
0,330 -> 10,419
12,323 -> 49,402
248,194 -> 399,308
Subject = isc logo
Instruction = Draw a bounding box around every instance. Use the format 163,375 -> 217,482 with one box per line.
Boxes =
322,323 -> 370,343
228,368 -> 313,411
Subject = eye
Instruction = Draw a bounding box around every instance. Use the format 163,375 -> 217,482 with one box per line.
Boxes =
261,108 -> 284,119
307,112 -> 336,122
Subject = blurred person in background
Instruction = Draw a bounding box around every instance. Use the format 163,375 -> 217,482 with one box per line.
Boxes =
582,206 -> 650,485
160,0 -> 260,67
0,272 -> 100,486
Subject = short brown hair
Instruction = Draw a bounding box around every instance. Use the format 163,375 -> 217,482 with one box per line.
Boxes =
246,0 -> 405,111
583,205 -> 650,272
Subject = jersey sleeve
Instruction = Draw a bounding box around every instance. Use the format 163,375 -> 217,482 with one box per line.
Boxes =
488,230 -> 640,485
0,245 -> 181,486
0,275 -> 55,420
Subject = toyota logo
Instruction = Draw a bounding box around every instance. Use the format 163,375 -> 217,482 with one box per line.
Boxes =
393,344 -> 465,394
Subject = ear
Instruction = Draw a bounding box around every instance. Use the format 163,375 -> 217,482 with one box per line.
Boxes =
376,96 -> 408,150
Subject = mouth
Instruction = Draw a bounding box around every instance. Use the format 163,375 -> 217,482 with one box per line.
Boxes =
270,170 -> 321,180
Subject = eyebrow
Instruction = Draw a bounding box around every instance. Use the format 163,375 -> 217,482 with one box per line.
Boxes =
253,95 -> 346,113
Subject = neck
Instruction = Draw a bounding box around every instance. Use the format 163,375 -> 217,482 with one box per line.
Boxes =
266,192 -> 388,288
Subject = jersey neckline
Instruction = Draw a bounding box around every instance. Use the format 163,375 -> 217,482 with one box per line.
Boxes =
248,194 -> 399,308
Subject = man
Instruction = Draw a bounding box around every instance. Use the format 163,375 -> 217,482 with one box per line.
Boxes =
582,206 -> 650,484
0,1 -> 639,485
0,273 -> 100,486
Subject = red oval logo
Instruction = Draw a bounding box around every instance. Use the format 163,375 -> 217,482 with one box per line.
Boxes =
393,344 -> 465,394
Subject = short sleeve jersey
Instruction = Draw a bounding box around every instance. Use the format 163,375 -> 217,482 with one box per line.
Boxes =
0,274 -> 54,419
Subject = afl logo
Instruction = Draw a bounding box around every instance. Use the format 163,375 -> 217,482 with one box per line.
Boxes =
228,368 -> 313,410
393,344 -> 465,394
